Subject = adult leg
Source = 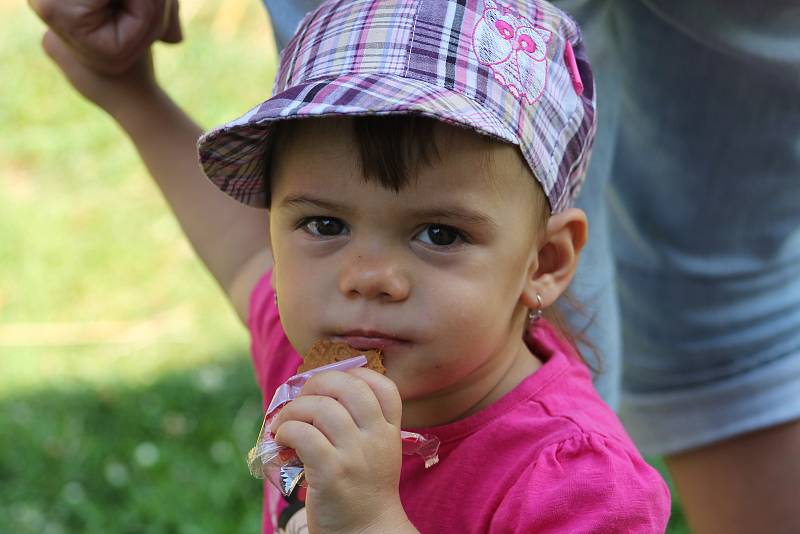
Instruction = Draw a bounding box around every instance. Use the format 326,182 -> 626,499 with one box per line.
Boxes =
609,1 -> 800,532
261,0 -> 321,51
668,420 -> 800,534
553,0 -> 622,407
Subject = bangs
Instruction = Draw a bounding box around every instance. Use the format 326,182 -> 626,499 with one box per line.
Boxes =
265,115 -> 497,202
352,115 -> 465,192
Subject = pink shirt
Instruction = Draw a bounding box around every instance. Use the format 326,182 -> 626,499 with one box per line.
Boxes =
249,272 -> 671,533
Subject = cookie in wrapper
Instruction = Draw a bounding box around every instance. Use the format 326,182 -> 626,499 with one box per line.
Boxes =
247,344 -> 439,496
298,340 -> 385,374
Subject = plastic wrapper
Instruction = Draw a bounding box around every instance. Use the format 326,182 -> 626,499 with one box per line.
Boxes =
247,355 -> 440,496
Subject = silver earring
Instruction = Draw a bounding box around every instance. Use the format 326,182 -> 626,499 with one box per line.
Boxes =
528,293 -> 543,322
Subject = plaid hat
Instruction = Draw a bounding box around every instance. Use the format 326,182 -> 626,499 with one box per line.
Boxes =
198,0 -> 596,213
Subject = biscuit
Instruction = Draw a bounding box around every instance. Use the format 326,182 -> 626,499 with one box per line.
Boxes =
297,340 -> 385,375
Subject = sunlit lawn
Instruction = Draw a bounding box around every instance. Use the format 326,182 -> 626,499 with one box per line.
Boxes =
0,1 -> 687,532
1,1 -> 274,531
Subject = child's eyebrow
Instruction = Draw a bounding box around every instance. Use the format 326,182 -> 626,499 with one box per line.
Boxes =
408,206 -> 498,229
278,194 -> 497,228
278,194 -> 343,212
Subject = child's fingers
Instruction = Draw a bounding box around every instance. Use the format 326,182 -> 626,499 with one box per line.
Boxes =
271,394 -> 359,448
346,368 -> 402,428
41,30 -> 100,91
298,371 -> 386,430
41,30 -> 71,69
273,420 -> 334,465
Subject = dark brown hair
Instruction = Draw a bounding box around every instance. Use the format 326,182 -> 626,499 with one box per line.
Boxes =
266,115 -> 495,198
266,115 -> 599,371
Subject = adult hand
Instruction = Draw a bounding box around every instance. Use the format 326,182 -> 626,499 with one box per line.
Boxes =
29,0 -> 182,76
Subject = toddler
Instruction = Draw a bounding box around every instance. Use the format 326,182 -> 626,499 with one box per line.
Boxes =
47,0 -> 670,532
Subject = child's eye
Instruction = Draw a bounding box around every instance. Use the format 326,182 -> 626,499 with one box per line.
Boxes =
415,224 -> 465,247
300,217 -> 348,237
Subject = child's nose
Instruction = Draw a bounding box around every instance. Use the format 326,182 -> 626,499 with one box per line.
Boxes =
338,252 -> 410,302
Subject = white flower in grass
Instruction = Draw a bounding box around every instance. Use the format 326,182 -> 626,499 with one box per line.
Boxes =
162,412 -> 190,436
104,461 -> 129,487
194,365 -> 225,393
134,442 -> 160,468
61,481 -> 86,505
12,503 -> 45,530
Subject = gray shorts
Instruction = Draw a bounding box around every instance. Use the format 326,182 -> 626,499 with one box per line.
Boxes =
261,0 -> 800,456
573,0 -> 800,455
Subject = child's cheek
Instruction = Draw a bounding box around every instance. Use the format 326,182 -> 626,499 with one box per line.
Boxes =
277,293 -> 313,352
276,270 -> 327,354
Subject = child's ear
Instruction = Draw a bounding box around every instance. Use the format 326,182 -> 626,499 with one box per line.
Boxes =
521,208 -> 588,310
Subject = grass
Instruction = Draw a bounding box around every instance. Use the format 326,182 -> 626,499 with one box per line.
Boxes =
0,1 -> 688,532
1,2 -> 275,532
0,357 -> 264,534
0,0 -> 275,390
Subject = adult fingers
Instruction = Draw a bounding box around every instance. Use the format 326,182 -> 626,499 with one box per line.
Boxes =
271,394 -> 359,449
347,368 -> 402,428
31,0 -> 169,75
29,0 -> 105,60
112,1 -> 168,61
159,0 -> 183,44
27,0 -> 79,28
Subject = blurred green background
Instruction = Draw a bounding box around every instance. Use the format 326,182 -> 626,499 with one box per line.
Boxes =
1,1 -> 273,532
0,0 -> 687,532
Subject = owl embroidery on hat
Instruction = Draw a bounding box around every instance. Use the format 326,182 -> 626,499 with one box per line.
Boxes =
472,0 -> 552,105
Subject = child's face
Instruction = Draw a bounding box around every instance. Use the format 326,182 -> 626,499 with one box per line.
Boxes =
269,118 -> 545,427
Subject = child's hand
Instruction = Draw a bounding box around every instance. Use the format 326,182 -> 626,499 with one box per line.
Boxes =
41,31 -> 159,116
271,368 -> 418,534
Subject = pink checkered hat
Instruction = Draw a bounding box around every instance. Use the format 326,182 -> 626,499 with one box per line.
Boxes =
198,0 -> 596,213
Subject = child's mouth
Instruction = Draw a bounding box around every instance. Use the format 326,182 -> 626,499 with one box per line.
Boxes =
334,330 -> 408,351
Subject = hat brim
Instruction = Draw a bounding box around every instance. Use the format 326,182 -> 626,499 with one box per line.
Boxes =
198,73 -> 519,208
